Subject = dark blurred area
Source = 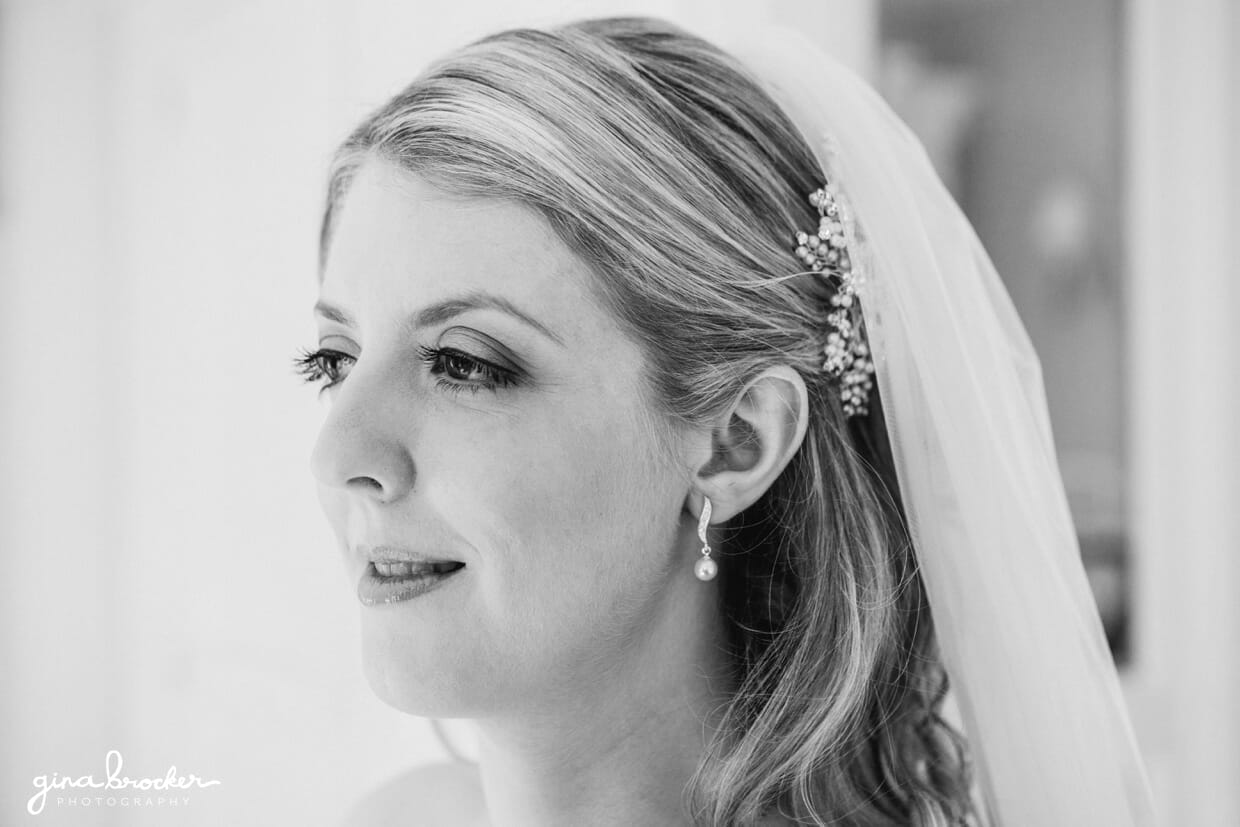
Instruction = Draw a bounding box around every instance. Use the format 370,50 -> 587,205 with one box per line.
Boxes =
879,0 -> 1131,661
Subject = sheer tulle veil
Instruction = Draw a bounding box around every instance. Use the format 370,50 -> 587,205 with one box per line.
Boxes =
725,23 -> 1156,826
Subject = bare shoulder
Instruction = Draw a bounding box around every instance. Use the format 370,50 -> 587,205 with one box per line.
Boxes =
341,761 -> 488,827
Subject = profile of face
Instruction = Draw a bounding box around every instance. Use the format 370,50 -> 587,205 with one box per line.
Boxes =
310,157 -> 701,718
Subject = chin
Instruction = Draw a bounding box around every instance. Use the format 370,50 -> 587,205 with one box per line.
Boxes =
361,652 -> 460,717
358,622 -> 482,718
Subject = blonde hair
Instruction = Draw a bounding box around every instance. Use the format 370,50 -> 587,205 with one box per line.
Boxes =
320,17 -> 975,826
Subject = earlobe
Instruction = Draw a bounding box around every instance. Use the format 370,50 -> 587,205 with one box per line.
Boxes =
694,366 -> 810,523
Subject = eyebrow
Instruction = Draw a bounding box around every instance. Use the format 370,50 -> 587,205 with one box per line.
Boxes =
313,291 -> 565,347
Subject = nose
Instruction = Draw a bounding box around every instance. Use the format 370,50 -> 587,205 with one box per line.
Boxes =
309,357 -> 417,504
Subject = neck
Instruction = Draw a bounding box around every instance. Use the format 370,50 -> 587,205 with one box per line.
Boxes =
474,564 -> 735,827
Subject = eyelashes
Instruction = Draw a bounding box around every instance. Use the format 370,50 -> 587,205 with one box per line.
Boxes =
291,346 -> 353,390
290,345 -> 520,396
415,345 -> 521,395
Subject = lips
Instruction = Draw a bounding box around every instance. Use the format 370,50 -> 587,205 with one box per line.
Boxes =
357,559 -> 466,606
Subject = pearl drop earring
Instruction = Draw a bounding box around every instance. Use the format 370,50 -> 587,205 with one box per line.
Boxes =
695,497 -> 718,581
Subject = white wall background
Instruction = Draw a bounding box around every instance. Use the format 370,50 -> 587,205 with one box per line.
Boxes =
0,1 -> 1234,825
1123,1 -> 1240,824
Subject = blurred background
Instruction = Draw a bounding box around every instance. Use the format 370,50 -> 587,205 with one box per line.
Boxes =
1,0 -> 1236,824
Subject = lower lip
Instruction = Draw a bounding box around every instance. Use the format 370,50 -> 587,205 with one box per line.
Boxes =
357,562 -> 464,606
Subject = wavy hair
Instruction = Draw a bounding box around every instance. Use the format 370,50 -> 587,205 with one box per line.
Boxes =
318,16 -> 976,826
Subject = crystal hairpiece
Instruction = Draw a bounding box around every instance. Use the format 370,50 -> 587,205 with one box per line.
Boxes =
792,173 -> 875,417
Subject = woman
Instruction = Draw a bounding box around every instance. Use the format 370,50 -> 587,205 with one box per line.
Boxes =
295,16 -> 1154,826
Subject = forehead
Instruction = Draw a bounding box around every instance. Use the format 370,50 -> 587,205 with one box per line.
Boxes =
319,157 -> 610,336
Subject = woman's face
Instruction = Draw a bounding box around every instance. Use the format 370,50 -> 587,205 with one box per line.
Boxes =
310,157 -> 695,717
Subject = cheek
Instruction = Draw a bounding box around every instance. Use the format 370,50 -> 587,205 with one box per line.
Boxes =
444,397 -> 670,563
426,393 -> 681,638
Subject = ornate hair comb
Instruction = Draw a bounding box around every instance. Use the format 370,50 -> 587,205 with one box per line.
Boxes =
793,180 -> 875,417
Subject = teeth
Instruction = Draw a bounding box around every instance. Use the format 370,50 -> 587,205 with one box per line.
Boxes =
373,560 -> 459,578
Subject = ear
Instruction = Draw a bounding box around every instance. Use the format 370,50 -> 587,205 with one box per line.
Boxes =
689,365 -> 810,524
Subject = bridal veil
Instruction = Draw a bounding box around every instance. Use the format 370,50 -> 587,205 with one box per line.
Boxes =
728,23 -> 1156,826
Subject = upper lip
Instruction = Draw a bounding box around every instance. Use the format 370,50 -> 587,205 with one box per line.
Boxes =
356,543 -> 462,565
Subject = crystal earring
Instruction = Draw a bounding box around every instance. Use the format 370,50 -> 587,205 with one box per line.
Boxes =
695,497 -> 717,581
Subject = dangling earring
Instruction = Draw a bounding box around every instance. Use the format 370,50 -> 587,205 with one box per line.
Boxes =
695,496 -> 718,581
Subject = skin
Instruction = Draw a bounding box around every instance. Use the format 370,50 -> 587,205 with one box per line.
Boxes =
309,156 -> 809,826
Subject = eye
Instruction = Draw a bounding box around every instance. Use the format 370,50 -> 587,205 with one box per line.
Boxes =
291,347 -> 355,391
417,345 -> 519,394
